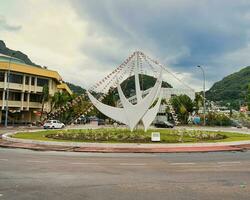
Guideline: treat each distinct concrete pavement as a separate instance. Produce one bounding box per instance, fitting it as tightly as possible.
[0,148,249,200]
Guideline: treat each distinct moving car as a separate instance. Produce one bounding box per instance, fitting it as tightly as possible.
[43,120,65,129]
[154,121,174,128]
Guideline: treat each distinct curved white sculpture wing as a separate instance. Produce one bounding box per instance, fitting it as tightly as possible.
[87,91,128,125]
[142,91,162,132]
[117,70,162,131]
[87,68,162,131]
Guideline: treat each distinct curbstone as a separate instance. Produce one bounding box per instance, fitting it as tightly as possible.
[2,130,250,149]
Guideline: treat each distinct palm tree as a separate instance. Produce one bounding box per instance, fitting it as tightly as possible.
[171,95,194,124]
[51,91,71,110]
[50,91,73,123]
[194,92,203,114]
[40,84,49,120]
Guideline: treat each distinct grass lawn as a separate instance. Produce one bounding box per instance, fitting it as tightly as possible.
[12,128,250,143]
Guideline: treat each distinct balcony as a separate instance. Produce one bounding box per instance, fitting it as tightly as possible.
[0,100,21,108]
[29,102,42,109]
[0,100,42,109]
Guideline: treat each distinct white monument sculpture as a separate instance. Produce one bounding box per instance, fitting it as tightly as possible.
[87,61,163,132]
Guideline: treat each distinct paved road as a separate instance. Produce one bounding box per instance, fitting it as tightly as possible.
[0,148,249,200]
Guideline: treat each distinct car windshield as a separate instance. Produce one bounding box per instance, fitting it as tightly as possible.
[46,120,53,123]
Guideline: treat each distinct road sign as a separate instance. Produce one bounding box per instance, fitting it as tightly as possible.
[151,132,160,142]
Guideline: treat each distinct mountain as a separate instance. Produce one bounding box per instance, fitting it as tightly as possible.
[66,82,86,95]
[120,74,172,97]
[206,66,250,108]
[0,40,40,67]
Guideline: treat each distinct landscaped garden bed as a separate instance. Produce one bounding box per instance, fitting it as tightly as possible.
[11,128,250,143]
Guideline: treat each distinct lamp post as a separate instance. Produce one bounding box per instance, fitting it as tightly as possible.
[4,53,15,127]
[197,65,206,126]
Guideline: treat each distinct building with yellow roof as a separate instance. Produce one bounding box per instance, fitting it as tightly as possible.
[0,53,72,125]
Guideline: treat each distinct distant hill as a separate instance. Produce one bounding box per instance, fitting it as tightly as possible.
[206,66,250,108]
[0,40,40,67]
[66,82,86,95]
[67,74,172,97]
[120,74,172,97]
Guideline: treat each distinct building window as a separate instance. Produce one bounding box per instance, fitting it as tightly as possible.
[9,73,23,84]
[31,77,35,85]
[37,78,49,87]
[25,76,29,85]
[0,90,3,100]
[7,91,21,101]
[0,71,5,82]
[24,93,27,101]
[30,93,42,102]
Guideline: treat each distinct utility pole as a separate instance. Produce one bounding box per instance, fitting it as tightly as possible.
[4,53,15,127]
[197,65,206,126]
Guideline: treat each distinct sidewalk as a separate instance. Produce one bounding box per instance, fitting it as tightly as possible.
[0,138,249,153]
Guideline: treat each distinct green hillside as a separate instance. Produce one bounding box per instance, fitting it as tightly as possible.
[120,74,172,97]
[67,74,172,97]
[66,82,86,95]
[0,40,41,67]
[206,66,250,108]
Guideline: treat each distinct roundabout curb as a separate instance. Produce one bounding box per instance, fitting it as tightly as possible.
[1,129,250,153]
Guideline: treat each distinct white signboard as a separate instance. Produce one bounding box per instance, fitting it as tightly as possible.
[151,132,160,142]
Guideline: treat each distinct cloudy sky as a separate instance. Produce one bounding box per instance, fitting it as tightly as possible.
[1,0,250,91]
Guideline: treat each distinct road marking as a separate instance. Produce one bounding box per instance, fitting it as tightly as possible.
[71,162,99,165]
[170,162,196,165]
[26,160,49,163]
[119,163,146,166]
[217,161,241,165]
[0,159,8,161]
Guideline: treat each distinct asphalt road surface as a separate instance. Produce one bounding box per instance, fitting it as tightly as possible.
[0,148,250,200]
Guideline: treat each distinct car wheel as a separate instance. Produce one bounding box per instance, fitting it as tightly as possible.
[52,126,55,129]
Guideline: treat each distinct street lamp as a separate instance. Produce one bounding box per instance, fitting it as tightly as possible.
[197,65,206,126]
[4,53,15,127]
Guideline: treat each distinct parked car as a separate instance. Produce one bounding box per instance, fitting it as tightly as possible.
[74,116,87,124]
[98,119,105,125]
[231,120,243,128]
[43,120,65,129]
[154,121,174,128]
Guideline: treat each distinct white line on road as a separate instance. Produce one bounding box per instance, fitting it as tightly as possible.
[26,160,49,163]
[217,161,241,165]
[0,159,8,161]
[71,162,99,165]
[170,162,196,165]
[119,163,146,166]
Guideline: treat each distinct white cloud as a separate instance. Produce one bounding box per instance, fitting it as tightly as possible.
[1,0,250,92]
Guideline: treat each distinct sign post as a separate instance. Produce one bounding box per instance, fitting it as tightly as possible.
[151,132,160,142]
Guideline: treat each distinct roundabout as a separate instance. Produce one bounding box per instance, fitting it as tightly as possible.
[1,127,250,153]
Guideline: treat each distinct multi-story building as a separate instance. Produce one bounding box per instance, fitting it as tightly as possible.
[0,53,72,125]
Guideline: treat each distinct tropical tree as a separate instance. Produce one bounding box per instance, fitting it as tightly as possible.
[49,92,73,123]
[96,88,117,120]
[247,83,250,111]
[194,92,203,114]
[51,91,72,110]
[40,84,49,120]
[171,94,194,124]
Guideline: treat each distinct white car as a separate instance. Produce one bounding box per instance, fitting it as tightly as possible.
[43,120,65,129]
